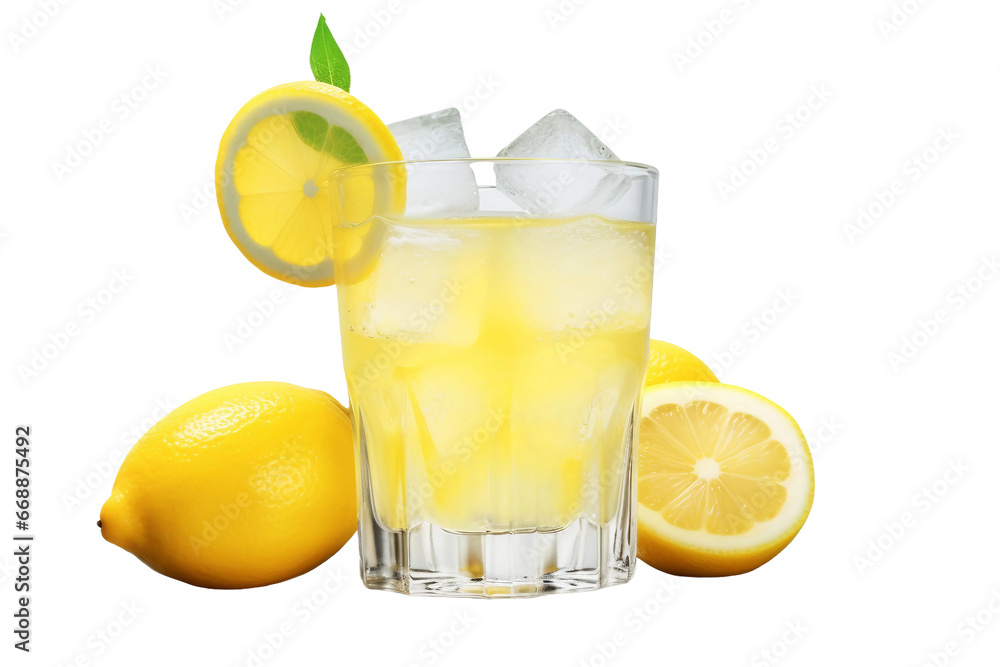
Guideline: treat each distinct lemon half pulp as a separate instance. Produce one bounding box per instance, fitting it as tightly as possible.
[215,81,403,286]
[637,382,814,576]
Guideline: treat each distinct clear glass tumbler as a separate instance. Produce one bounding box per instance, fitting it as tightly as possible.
[330,159,658,597]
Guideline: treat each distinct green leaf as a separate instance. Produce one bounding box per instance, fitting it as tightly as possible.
[324,125,368,164]
[290,112,368,165]
[290,111,329,152]
[310,14,350,91]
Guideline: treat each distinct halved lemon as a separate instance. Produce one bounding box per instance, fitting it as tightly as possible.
[215,81,403,287]
[645,339,719,386]
[637,382,814,576]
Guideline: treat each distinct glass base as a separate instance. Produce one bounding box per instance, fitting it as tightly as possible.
[358,517,635,599]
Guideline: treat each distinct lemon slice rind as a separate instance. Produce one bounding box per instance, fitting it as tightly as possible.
[638,382,814,573]
[215,81,403,287]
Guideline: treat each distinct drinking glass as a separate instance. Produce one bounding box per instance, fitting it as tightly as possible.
[330,159,658,597]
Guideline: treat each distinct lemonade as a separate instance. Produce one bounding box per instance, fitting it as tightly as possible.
[336,215,655,534]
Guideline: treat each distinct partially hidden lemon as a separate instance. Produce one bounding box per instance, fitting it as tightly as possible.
[645,339,719,386]
[637,382,813,577]
[215,81,404,287]
[100,382,356,589]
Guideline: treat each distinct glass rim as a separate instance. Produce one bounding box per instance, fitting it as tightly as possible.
[327,157,658,179]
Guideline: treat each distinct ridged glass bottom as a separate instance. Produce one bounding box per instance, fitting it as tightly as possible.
[351,386,640,597]
[358,517,635,598]
[355,417,638,598]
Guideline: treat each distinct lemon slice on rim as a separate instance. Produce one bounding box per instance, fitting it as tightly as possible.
[637,382,814,576]
[215,81,404,287]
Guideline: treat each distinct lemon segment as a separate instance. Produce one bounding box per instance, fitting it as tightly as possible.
[216,81,404,287]
[637,382,813,577]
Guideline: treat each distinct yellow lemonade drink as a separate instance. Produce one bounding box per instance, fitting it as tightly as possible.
[336,214,655,534]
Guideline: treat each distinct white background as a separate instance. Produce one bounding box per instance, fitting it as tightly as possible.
[3,0,1000,665]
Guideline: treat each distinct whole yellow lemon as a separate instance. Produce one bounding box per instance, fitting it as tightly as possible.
[100,382,356,589]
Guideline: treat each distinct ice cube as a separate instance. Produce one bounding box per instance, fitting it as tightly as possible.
[495,110,629,214]
[357,222,489,346]
[508,341,639,527]
[507,216,655,332]
[388,108,480,217]
[400,350,511,530]
[402,350,509,461]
